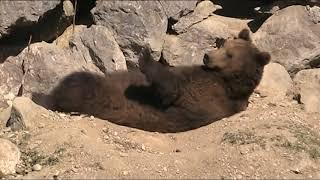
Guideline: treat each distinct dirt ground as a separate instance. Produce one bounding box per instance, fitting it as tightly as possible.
[1,93,320,179]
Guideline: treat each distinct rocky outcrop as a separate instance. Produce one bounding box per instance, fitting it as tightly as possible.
[253,5,320,75]
[293,69,320,113]
[91,1,168,64]
[0,1,319,116]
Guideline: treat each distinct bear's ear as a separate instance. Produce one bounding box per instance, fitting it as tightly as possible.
[238,29,251,41]
[256,51,271,66]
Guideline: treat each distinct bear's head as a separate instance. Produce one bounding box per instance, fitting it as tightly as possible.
[203,29,271,99]
[203,29,270,77]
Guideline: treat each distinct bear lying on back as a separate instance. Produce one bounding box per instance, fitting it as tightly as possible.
[34,29,270,132]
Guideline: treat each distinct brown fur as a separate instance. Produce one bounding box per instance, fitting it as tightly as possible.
[33,29,270,133]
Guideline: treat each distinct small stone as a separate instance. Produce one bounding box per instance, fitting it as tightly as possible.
[119,152,129,157]
[38,123,45,128]
[163,167,168,172]
[102,127,109,133]
[174,149,181,153]
[15,166,24,175]
[2,127,11,132]
[122,171,129,175]
[141,144,146,151]
[89,115,94,120]
[114,132,118,136]
[6,100,12,107]
[53,175,59,180]
[236,174,243,179]
[80,129,86,134]
[4,93,15,100]
[290,168,301,174]
[32,164,42,171]
[59,113,66,118]
[71,167,78,173]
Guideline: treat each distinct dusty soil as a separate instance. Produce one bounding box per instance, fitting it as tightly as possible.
[1,93,320,179]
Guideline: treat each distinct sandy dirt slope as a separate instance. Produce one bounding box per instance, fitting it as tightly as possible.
[1,94,320,179]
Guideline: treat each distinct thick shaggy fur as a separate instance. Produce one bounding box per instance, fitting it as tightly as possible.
[33,29,270,133]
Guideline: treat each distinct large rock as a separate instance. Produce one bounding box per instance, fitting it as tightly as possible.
[0,1,74,63]
[0,106,12,129]
[173,0,222,34]
[163,14,250,66]
[257,0,320,14]
[159,0,198,21]
[253,5,320,75]
[0,1,59,37]
[0,1,74,42]
[91,1,168,64]
[16,42,100,97]
[6,97,47,130]
[255,63,293,100]
[0,58,23,108]
[55,25,127,74]
[0,138,20,176]
[0,25,126,99]
[293,69,320,113]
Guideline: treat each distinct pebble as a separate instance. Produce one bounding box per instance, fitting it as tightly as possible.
[15,166,24,175]
[236,174,243,179]
[71,167,78,173]
[3,127,12,132]
[80,129,87,135]
[163,167,168,172]
[141,144,146,151]
[290,168,302,174]
[4,93,15,100]
[32,164,42,171]
[103,135,109,140]
[38,123,45,128]
[122,171,129,175]
[102,127,109,133]
[59,113,67,118]
[119,152,129,157]
[89,115,94,120]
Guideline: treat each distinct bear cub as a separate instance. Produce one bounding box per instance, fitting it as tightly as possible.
[38,29,270,132]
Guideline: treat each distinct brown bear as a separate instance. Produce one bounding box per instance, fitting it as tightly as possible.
[33,29,270,133]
